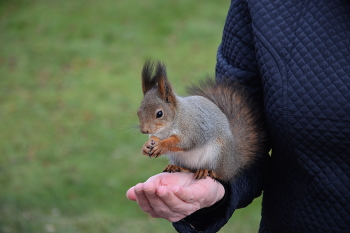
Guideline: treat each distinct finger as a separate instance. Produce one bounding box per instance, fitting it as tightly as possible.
[126,186,137,201]
[157,186,199,220]
[157,185,187,208]
[143,183,188,221]
[134,183,161,218]
[143,182,169,211]
[172,185,197,203]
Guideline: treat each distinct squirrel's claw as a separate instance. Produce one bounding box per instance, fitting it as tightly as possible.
[150,145,166,157]
[163,165,192,173]
[142,141,154,156]
[194,169,218,180]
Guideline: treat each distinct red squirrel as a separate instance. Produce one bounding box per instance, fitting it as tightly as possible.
[137,61,269,182]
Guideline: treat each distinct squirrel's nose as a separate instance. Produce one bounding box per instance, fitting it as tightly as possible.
[141,129,149,134]
[140,127,149,134]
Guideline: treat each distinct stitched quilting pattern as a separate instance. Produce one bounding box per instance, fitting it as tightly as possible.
[248,1,350,232]
[174,1,349,232]
[217,0,350,232]
[216,0,261,93]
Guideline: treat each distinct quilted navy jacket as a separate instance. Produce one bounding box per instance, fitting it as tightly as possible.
[173,0,350,232]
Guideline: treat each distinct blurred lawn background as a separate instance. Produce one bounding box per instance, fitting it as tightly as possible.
[0,0,262,232]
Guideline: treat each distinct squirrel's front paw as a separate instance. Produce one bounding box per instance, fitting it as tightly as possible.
[142,140,156,157]
[142,139,165,158]
[150,143,167,158]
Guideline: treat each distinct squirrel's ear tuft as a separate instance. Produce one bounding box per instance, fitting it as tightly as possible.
[141,60,177,106]
[155,62,177,106]
[141,60,157,95]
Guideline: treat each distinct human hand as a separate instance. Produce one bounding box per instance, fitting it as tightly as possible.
[126,172,225,222]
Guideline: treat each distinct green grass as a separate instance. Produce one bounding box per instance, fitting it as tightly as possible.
[0,0,262,232]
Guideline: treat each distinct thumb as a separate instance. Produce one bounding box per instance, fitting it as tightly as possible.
[171,185,202,204]
[126,186,137,201]
[172,179,224,208]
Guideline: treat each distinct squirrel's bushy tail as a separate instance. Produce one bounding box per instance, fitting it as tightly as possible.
[187,78,270,166]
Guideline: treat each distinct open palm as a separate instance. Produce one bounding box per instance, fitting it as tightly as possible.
[126,172,225,222]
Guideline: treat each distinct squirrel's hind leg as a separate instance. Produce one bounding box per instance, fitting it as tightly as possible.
[163,165,192,174]
[163,166,219,180]
[194,169,218,180]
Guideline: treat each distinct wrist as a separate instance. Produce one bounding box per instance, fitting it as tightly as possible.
[180,180,229,231]
[202,179,226,209]
[215,180,226,204]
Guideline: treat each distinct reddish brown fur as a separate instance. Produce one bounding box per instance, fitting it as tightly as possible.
[157,135,182,152]
[142,135,182,157]
[157,74,177,105]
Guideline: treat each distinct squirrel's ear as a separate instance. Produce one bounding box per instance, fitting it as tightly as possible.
[141,60,157,95]
[156,62,177,106]
[141,60,177,105]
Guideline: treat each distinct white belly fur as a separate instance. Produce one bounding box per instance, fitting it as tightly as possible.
[166,140,220,170]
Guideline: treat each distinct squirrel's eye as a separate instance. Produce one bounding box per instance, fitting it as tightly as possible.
[156,110,163,118]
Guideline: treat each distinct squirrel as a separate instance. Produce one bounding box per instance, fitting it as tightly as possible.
[137,60,270,182]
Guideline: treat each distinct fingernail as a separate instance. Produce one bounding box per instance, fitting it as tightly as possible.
[158,193,167,197]
[135,189,143,193]
[172,187,180,193]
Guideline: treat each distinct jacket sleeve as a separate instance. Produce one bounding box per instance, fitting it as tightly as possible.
[172,0,271,232]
